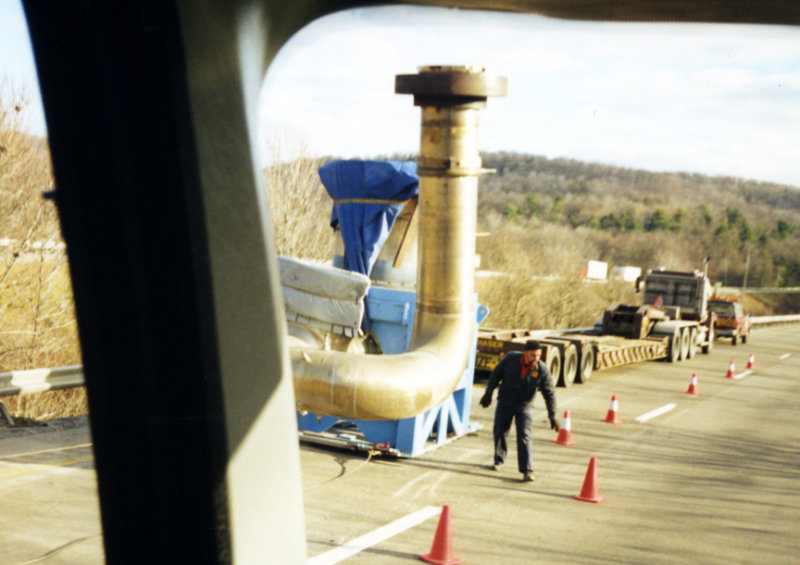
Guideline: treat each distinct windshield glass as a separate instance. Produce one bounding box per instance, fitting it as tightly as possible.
[709,301,736,316]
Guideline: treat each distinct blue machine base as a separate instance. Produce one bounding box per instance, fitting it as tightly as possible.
[297,286,488,458]
[297,382,478,458]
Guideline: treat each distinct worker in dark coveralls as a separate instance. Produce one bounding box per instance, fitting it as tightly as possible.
[479,340,559,482]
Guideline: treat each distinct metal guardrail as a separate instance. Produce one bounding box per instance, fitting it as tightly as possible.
[750,314,800,327]
[0,314,798,399]
[0,365,85,425]
[0,237,67,253]
[0,365,85,397]
[719,286,800,295]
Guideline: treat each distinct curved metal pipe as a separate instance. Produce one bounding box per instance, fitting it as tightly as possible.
[292,66,506,420]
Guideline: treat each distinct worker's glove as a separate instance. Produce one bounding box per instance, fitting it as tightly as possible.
[549,417,560,432]
[479,393,492,408]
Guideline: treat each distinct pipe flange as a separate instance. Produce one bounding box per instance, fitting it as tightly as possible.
[395,65,507,106]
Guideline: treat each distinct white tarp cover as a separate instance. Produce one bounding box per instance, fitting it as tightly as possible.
[278,256,370,335]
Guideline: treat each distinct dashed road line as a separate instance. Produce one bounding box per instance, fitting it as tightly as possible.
[635,403,676,423]
[307,506,440,565]
[780,353,791,360]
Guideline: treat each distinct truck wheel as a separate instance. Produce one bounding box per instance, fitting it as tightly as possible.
[701,326,714,354]
[558,344,578,388]
[679,328,690,360]
[576,346,595,383]
[545,346,561,385]
[687,327,697,359]
[474,369,491,382]
[668,330,680,362]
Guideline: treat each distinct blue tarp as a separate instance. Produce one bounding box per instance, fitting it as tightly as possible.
[319,160,419,277]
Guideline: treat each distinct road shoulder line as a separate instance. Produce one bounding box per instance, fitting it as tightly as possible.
[307,505,441,565]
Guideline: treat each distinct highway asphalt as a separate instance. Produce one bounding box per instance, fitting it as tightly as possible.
[1,325,799,564]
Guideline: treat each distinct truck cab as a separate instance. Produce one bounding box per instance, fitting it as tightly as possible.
[632,265,716,358]
[636,268,712,323]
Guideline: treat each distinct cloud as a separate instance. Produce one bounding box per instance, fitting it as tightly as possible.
[260,7,800,186]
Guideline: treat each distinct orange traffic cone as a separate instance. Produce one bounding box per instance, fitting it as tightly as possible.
[686,373,699,395]
[725,360,736,379]
[603,395,622,424]
[551,410,577,446]
[419,505,461,565]
[746,353,755,370]
[574,456,604,503]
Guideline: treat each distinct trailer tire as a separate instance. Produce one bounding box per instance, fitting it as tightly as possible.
[702,326,714,354]
[576,345,595,383]
[668,330,680,362]
[558,343,578,388]
[742,331,748,344]
[687,327,697,359]
[732,334,738,346]
[679,328,690,360]
[545,346,561,385]
[474,369,491,382]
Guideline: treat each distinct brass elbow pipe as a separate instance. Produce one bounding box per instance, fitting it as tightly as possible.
[292,66,506,420]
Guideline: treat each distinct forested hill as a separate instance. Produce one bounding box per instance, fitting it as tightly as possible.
[480,151,800,228]
[474,151,800,289]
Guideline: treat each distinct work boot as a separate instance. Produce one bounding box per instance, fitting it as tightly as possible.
[522,471,535,482]
[492,463,503,471]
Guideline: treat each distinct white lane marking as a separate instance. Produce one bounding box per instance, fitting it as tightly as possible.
[307,506,441,565]
[734,370,752,380]
[780,353,791,360]
[635,403,677,423]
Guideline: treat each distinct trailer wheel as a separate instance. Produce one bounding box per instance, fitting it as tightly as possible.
[686,327,697,359]
[545,346,561,385]
[576,345,595,383]
[732,334,738,346]
[701,326,714,354]
[679,328,690,360]
[668,330,680,362]
[742,331,748,344]
[558,343,578,388]
[474,369,491,382]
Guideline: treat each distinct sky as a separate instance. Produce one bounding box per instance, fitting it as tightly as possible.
[3,2,800,188]
[260,7,800,188]
[1,0,45,135]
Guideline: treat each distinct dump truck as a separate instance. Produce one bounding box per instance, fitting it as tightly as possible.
[476,265,717,387]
